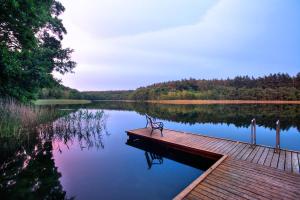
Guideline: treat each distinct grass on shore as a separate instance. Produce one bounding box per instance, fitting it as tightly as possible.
[0,98,69,137]
[147,100,300,105]
[34,99,91,105]
[34,99,300,105]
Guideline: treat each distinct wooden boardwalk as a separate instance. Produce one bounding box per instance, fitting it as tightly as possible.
[126,128,300,200]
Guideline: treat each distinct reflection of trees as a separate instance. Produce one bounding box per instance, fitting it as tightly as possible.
[0,135,71,199]
[1,109,108,199]
[86,101,300,131]
[39,109,109,152]
[140,104,300,131]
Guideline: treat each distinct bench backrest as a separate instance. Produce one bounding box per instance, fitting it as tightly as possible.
[145,114,155,128]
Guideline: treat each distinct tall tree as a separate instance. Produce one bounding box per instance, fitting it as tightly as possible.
[0,0,75,102]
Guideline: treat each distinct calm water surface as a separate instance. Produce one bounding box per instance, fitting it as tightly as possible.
[1,101,300,199]
[51,109,212,199]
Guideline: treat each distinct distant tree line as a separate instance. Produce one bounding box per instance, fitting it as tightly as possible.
[81,90,133,100]
[130,73,300,100]
[38,84,83,99]
[39,73,300,101]
[37,87,133,100]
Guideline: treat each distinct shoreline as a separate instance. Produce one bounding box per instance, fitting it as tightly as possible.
[146,100,300,105]
[36,99,300,105]
[34,99,91,105]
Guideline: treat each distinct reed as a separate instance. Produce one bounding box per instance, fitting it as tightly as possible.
[0,98,66,137]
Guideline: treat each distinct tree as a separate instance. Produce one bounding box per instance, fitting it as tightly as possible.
[0,0,75,102]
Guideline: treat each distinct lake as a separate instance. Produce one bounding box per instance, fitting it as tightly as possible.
[1,101,300,199]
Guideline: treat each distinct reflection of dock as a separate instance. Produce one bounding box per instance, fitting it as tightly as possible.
[126,138,215,171]
[126,128,300,200]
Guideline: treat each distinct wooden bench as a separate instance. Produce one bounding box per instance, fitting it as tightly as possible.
[145,114,164,136]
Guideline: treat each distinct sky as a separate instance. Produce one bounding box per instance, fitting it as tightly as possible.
[55,0,300,91]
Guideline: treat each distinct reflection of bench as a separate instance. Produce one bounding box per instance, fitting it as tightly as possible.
[145,151,163,169]
[145,114,164,136]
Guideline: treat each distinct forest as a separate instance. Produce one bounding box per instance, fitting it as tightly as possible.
[38,73,300,101]
[130,73,300,100]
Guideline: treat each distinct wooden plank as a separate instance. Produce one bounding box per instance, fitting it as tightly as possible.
[277,150,285,170]
[222,160,300,185]
[223,158,300,179]
[285,151,292,172]
[227,143,244,155]
[184,192,204,200]
[231,144,248,159]
[222,142,240,155]
[263,148,274,167]
[174,155,228,200]
[213,167,300,199]
[192,188,224,200]
[252,146,265,164]
[182,136,207,147]
[209,140,231,152]
[270,151,279,168]
[208,171,293,200]
[205,178,264,200]
[213,141,235,154]
[188,137,215,149]
[217,162,300,189]
[240,146,255,160]
[292,152,299,174]
[246,146,260,162]
[298,153,300,172]
[204,139,224,150]
[257,148,269,165]
[194,184,235,200]
[200,182,244,200]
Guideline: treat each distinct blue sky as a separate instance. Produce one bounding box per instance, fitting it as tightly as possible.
[55,0,300,91]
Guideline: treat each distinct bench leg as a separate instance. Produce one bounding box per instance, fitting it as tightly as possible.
[160,128,163,137]
[145,121,148,128]
[151,129,153,135]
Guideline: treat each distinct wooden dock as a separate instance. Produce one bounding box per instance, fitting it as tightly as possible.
[126,128,300,200]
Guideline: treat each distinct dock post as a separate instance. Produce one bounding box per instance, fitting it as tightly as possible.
[250,118,256,147]
[275,120,280,153]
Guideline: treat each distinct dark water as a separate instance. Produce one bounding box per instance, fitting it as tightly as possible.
[1,101,300,199]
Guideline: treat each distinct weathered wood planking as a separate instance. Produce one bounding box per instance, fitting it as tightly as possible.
[126,128,300,200]
[127,128,300,174]
[184,158,300,200]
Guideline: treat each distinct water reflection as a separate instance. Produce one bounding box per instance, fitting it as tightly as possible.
[0,137,71,199]
[39,110,109,152]
[64,101,300,132]
[145,152,163,169]
[2,102,300,199]
[1,109,109,199]
[126,138,216,171]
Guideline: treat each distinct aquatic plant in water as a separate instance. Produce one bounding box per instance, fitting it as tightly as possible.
[39,109,109,152]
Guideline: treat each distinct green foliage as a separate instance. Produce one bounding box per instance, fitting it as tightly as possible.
[81,90,134,100]
[0,0,75,102]
[130,73,300,100]
[38,84,83,99]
